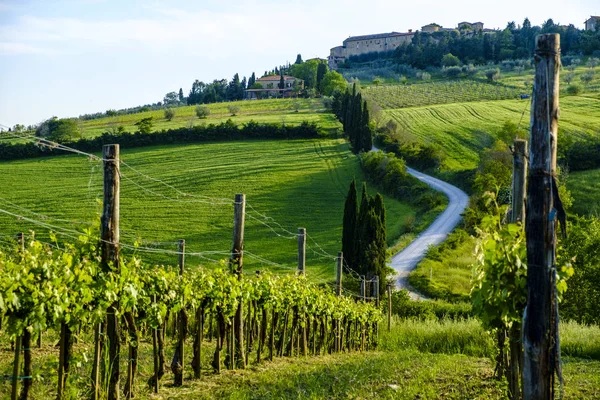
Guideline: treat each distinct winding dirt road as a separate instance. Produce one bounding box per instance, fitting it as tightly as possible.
[389,167,470,299]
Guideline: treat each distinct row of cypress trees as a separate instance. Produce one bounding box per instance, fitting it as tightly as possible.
[342,179,387,294]
[332,84,373,154]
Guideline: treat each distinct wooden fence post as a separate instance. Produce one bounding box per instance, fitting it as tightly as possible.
[11,335,22,400]
[336,252,343,296]
[387,284,392,332]
[230,194,246,368]
[512,139,528,224]
[297,228,306,275]
[101,144,120,400]
[373,276,379,307]
[360,276,365,301]
[523,33,561,400]
[173,239,185,386]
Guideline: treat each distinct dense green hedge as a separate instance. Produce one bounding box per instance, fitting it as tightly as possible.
[0,120,321,161]
[360,150,446,209]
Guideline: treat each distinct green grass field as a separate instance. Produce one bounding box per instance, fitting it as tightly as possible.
[0,139,419,281]
[79,98,340,137]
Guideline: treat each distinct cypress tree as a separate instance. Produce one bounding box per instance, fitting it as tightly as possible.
[342,179,358,271]
[360,101,373,152]
[360,209,386,282]
[357,183,371,274]
[279,73,285,90]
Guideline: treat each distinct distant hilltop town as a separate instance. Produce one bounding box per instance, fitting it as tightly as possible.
[328,21,495,69]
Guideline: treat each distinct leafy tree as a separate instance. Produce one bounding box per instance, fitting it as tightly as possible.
[441,53,460,66]
[35,117,81,142]
[164,108,176,121]
[248,72,256,87]
[566,84,583,95]
[135,117,153,134]
[372,77,383,86]
[485,68,501,82]
[195,105,210,119]
[226,73,244,101]
[320,71,347,96]
[580,71,594,86]
[178,88,184,102]
[342,179,359,271]
[163,91,179,105]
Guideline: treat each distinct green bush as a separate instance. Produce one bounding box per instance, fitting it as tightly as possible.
[566,84,583,95]
[164,108,176,121]
[390,289,473,321]
[195,105,210,119]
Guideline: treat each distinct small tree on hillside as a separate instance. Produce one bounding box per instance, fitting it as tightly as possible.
[135,117,153,134]
[164,108,176,121]
[442,53,461,67]
[485,68,501,82]
[195,105,210,119]
[228,105,241,116]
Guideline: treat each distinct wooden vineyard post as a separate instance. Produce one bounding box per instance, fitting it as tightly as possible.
[336,252,343,296]
[152,295,159,394]
[360,276,365,301]
[230,194,246,368]
[512,139,528,224]
[297,228,306,275]
[387,284,392,332]
[373,276,380,307]
[100,144,121,400]
[523,33,561,400]
[11,335,22,400]
[173,239,186,386]
[509,139,528,400]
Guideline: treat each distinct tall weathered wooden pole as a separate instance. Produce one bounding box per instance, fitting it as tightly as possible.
[336,252,343,296]
[101,144,120,400]
[231,194,246,368]
[373,276,380,307]
[523,33,561,400]
[512,139,528,224]
[297,228,306,275]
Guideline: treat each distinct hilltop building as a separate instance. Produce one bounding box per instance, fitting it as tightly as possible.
[245,75,303,99]
[328,21,489,69]
[585,16,599,31]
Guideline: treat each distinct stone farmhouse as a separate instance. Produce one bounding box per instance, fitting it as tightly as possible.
[328,21,489,69]
[245,75,304,99]
[584,16,599,31]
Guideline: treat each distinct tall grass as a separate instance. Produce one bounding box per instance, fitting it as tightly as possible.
[380,318,600,361]
[379,318,494,358]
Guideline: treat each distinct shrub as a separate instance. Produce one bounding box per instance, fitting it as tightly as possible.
[441,53,460,67]
[580,71,595,86]
[195,105,210,119]
[443,66,462,78]
[164,108,176,121]
[566,84,583,95]
[485,68,501,82]
[228,105,241,116]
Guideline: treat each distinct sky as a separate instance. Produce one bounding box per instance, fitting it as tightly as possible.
[0,0,597,127]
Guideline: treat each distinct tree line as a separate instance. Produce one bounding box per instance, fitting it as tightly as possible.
[342,18,600,69]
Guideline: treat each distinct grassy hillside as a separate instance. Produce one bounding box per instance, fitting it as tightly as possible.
[568,168,600,216]
[0,139,418,281]
[381,96,600,171]
[79,98,340,137]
